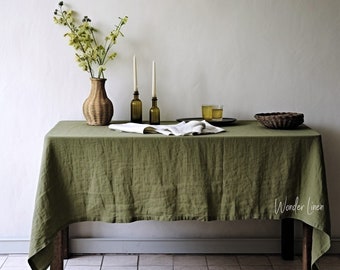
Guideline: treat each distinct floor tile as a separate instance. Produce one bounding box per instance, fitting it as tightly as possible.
[101,267,137,270]
[318,266,340,270]
[240,266,273,270]
[1,255,29,267]
[139,266,173,270]
[208,266,241,270]
[139,254,173,266]
[65,266,101,270]
[272,266,302,270]
[237,255,271,266]
[1,267,32,270]
[174,266,208,270]
[268,255,301,266]
[0,256,7,267]
[102,255,138,266]
[66,255,103,266]
[317,254,340,265]
[174,255,207,266]
[207,255,239,266]
[2,253,339,270]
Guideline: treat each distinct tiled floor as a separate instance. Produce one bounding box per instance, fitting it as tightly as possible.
[1,254,340,270]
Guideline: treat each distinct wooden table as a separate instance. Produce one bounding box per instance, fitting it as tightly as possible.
[28,121,331,270]
[52,220,313,270]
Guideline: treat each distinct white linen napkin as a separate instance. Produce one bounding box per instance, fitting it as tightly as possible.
[108,120,225,136]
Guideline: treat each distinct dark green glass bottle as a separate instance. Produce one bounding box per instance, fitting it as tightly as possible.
[149,97,160,125]
[130,90,142,123]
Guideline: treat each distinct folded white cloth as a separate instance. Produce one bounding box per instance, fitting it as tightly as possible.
[108,120,225,136]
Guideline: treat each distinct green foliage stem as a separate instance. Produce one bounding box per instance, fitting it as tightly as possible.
[53,1,128,78]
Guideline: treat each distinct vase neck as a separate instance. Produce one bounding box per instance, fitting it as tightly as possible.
[91,78,107,86]
[90,78,107,98]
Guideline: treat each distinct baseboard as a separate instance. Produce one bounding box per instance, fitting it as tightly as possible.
[70,238,282,254]
[1,238,340,254]
[70,238,340,255]
[0,240,30,254]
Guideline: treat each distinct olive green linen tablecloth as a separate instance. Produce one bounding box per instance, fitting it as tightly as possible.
[28,120,330,270]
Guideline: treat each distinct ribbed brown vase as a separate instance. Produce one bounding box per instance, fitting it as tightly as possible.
[83,78,113,126]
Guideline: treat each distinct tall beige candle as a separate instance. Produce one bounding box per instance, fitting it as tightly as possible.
[133,55,137,91]
[152,61,156,97]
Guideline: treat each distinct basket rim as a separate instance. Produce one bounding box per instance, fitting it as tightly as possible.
[254,112,304,117]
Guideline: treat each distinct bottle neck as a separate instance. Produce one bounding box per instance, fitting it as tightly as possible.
[152,97,158,107]
[133,90,140,99]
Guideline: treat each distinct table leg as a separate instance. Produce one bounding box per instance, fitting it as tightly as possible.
[62,227,70,259]
[302,222,313,270]
[281,218,294,260]
[51,227,69,270]
[51,230,64,270]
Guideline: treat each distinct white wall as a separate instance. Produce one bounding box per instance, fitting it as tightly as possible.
[1,0,340,250]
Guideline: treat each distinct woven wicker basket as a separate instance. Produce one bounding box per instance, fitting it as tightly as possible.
[254,112,304,129]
